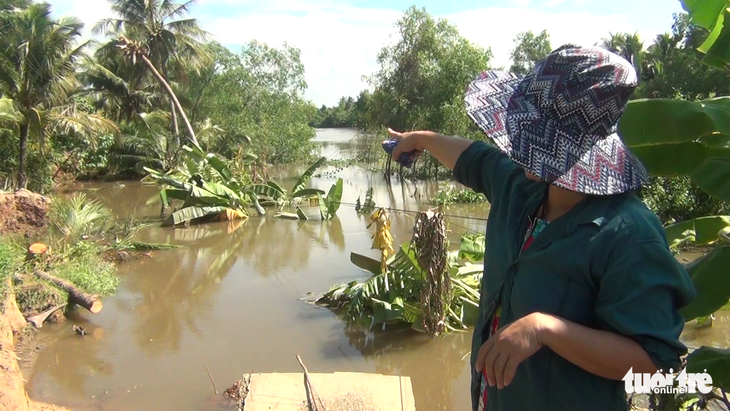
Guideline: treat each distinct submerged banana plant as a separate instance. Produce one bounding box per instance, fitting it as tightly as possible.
[317,209,483,336]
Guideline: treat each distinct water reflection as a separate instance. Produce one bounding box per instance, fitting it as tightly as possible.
[24,313,113,408]
[30,129,727,411]
[122,222,249,352]
[337,320,472,411]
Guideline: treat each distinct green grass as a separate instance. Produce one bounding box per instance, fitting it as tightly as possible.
[0,236,26,310]
[430,189,487,206]
[2,237,120,316]
[53,241,120,297]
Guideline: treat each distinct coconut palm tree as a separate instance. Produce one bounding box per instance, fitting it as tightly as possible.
[92,0,211,153]
[80,46,157,123]
[0,2,118,189]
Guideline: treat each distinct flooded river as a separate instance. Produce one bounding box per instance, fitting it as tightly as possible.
[23,128,730,410]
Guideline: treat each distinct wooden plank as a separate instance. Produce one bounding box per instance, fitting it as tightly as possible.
[245,372,416,411]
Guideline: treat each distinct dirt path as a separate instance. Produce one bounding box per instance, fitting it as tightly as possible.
[1,280,68,411]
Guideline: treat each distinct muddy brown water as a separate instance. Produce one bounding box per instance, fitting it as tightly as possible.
[23,128,729,411]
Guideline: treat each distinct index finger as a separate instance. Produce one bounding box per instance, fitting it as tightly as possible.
[475,337,494,373]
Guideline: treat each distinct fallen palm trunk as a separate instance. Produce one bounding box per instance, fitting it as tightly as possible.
[33,270,103,314]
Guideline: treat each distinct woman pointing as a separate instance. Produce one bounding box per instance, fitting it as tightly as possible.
[388,44,695,411]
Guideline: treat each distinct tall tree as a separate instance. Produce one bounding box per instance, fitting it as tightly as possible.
[509,29,552,75]
[597,32,645,80]
[0,2,117,189]
[93,0,210,153]
[365,6,492,135]
[181,40,317,163]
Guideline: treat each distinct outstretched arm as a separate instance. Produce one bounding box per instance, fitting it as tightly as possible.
[387,128,526,203]
[388,128,474,171]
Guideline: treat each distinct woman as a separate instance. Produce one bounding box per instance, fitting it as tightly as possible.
[388,45,696,411]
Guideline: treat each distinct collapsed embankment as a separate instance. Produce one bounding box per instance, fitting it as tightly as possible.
[1,279,68,411]
[0,189,67,411]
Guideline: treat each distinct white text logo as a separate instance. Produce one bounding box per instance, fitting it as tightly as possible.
[623,367,713,395]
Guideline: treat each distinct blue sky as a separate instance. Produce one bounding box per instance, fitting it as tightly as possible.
[49,0,686,107]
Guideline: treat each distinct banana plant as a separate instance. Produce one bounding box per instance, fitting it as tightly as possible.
[611,0,730,400]
[317,178,344,221]
[143,143,265,226]
[317,233,484,333]
[252,156,327,208]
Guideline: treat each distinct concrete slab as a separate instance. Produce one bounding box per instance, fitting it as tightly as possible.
[244,372,416,411]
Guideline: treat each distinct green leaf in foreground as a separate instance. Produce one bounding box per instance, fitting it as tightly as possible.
[619,97,730,147]
[664,216,730,249]
[678,244,730,321]
[326,178,344,218]
[459,234,485,261]
[292,156,326,195]
[685,346,730,390]
[679,0,727,30]
[691,157,730,202]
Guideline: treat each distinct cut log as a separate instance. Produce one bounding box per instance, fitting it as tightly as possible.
[33,270,103,314]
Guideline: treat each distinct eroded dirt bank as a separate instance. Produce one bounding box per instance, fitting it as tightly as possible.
[1,283,68,411]
[0,189,67,411]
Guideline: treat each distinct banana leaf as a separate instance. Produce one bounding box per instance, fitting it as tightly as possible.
[459,234,486,261]
[326,178,344,218]
[202,182,242,202]
[680,0,727,30]
[292,156,326,195]
[665,216,730,249]
[143,167,191,190]
[169,206,227,226]
[251,183,286,202]
[679,244,730,321]
[245,190,265,216]
[317,193,328,220]
[685,346,730,390]
[460,300,479,326]
[184,185,231,208]
[291,187,326,199]
[204,153,233,182]
[160,188,189,206]
[350,252,381,275]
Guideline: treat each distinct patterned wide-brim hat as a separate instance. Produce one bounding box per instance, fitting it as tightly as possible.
[464,44,649,195]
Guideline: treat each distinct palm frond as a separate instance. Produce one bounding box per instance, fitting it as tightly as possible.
[0,98,22,123]
[49,192,113,240]
[162,0,198,20]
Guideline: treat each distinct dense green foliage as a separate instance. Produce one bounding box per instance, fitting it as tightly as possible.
[509,29,552,75]
[0,0,726,224]
[614,1,730,408]
[0,0,321,194]
[311,92,372,129]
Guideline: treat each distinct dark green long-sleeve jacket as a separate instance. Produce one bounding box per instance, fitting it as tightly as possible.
[452,141,696,411]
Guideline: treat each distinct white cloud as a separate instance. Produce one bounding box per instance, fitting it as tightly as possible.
[49,0,112,38]
[510,0,532,7]
[48,0,668,107]
[449,8,654,70]
[199,3,661,106]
